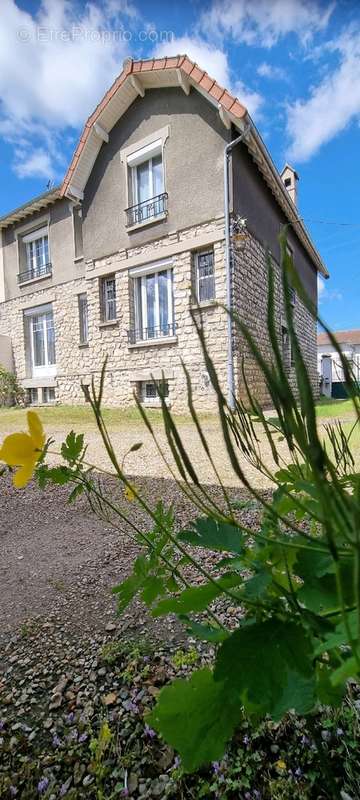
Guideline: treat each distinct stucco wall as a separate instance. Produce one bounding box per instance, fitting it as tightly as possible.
[83,87,229,262]
[0,334,13,372]
[232,141,317,305]
[2,198,83,302]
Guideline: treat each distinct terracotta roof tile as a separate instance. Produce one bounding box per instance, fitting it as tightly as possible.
[318,330,360,346]
[61,54,248,196]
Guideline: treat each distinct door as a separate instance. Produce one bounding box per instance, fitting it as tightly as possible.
[321,355,332,398]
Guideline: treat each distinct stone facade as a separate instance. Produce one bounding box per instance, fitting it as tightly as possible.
[0,217,231,412]
[0,213,317,412]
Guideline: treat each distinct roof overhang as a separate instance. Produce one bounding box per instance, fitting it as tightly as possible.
[60,55,328,278]
[0,186,61,230]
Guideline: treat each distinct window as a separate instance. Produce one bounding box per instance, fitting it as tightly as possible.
[43,387,56,403]
[24,305,56,378]
[20,226,51,283]
[126,139,166,226]
[78,293,89,343]
[284,177,291,188]
[194,250,215,303]
[130,264,174,343]
[27,388,38,405]
[141,381,169,403]
[282,325,294,369]
[73,206,83,259]
[101,276,117,322]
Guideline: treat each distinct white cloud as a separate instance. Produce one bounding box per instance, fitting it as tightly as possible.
[201,0,334,48]
[0,0,136,178]
[154,35,263,117]
[13,148,56,180]
[257,62,287,80]
[318,275,342,303]
[286,27,360,161]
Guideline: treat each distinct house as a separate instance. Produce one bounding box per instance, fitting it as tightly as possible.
[317,330,360,399]
[0,55,328,411]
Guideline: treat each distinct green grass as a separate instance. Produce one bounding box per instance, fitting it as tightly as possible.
[315,398,356,419]
[0,403,215,431]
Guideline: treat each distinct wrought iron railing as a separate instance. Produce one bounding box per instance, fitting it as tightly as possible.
[18,262,52,284]
[125,192,168,227]
[127,322,176,345]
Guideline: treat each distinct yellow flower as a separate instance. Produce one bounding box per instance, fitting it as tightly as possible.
[0,411,45,488]
[274,759,287,772]
[124,484,136,502]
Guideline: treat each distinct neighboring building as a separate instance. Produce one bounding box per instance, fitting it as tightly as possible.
[317,330,360,399]
[0,55,328,411]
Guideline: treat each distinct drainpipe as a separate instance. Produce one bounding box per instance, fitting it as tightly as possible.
[224,123,251,408]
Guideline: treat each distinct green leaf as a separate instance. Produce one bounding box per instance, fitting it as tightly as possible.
[112,573,143,614]
[38,465,72,486]
[331,656,358,686]
[314,610,357,656]
[61,431,84,464]
[68,484,84,504]
[141,576,165,605]
[214,619,315,719]
[152,574,242,617]
[178,517,244,554]
[180,616,229,643]
[148,668,241,772]
[242,571,272,600]
[316,663,345,706]
[129,442,143,453]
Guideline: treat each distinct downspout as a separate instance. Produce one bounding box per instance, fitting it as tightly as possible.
[224,123,251,408]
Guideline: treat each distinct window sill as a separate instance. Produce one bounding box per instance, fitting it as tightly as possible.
[78,342,89,348]
[126,212,167,233]
[142,399,170,408]
[74,255,84,263]
[18,272,52,288]
[128,335,177,349]
[190,299,218,310]
[99,320,119,329]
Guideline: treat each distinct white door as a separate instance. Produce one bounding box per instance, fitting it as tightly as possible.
[321,355,332,398]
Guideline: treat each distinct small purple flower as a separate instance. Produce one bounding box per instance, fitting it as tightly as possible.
[300,734,310,746]
[295,767,302,778]
[0,720,5,731]
[173,756,181,769]
[336,727,344,736]
[59,784,69,797]
[243,734,250,746]
[10,788,18,798]
[144,724,156,739]
[212,761,220,774]
[37,778,49,795]
[78,732,88,743]
[253,791,262,799]
[123,700,138,714]
[66,712,75,724]
[52,734,61,748]
[121,790,129,797]
[69,728,78,742]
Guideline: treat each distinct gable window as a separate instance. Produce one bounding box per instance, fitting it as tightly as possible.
[129,262,175,344]
[125,139,166,227]
[101,276,117,322]
[19,226,51,284]
[78,293,88,344]
[194,249,215,303]
[24,304,56,378]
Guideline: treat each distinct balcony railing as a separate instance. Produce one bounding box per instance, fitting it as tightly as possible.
[128,322,176,345]
[18,262,52,284]
[125,192,168,228]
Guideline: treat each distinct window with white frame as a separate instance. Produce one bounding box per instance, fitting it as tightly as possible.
[194,249,215,303]
[22,226,50,281]
[78,293,89,343]
[130,262,174,343]
[42,387,56,403]
[24,304,56,378]
[126,139,165,226]
[100,276,117,322]
[141,380,169,403]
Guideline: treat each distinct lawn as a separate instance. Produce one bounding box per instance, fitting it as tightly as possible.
[315,397,357,420]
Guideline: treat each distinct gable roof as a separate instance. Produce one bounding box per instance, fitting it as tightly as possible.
[318,330,360,346]
[60,54,328,278]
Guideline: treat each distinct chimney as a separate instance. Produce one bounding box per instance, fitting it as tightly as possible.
[280,163,299,206]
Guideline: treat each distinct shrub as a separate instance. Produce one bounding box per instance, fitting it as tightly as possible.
[0,364,25,407]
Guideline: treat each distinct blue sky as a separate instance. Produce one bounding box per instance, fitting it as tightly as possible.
[1,0,359,329]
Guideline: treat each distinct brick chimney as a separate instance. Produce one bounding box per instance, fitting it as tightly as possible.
[281,163,299,206]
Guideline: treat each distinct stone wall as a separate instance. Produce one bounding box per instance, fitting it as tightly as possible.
[232,228,318,406]
[0,217,318,412]
[0,218,228,412]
